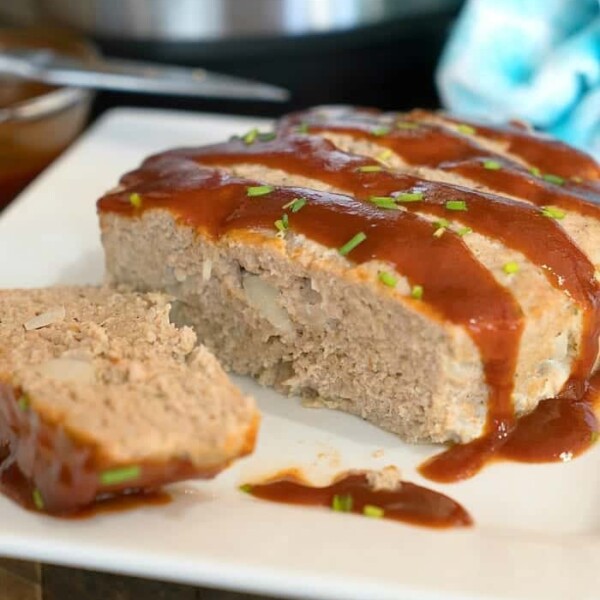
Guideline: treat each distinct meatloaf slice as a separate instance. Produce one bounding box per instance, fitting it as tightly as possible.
[0,286,258,514]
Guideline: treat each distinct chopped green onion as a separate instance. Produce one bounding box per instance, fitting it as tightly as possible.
[395,192,423,202]
[433,218,450,237]
[457,124,476,135]
[243,128,259,145]
[371,126,390,137]
[296,123,310,134]
[445,199,468,211]
[18,394,29,412]
[591,431,599,444]
[129,193,142,209]
[283,197,307,213]
[332,493,353,512]
[457,226,473,237]
[32,489,44,511]
[503,261,520,275]
[542,173,565,186]
[529,167,542,177]
[378,271,398,287]
[483,160,502,171]
[377,149,393,163]
[246,185,274,197]
[370,196,399,210]
[338,232,367,256]
[258,132,277,142]
[411,285,424,300]
[357,165,383,173]
[274,213,289,237]
[541,205,566,220]
[396,121,419,130]
[100,465,141,487]
[239,484,253,494]
[363,504,384,518]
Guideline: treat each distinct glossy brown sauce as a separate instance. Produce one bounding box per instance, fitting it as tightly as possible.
[243,470,472,528]
[99,109,600,483]
[69,491,172,519]
[289,109,600,217]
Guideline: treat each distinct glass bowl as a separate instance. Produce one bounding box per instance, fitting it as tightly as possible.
[0,29,95,209]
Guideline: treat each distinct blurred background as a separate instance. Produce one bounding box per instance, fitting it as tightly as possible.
[0,0,465,208]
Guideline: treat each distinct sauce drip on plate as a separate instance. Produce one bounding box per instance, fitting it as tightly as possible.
[242,470,472,529]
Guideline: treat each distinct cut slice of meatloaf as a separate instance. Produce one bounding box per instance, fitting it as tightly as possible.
[97,107,600,447]
[0,286,257,514]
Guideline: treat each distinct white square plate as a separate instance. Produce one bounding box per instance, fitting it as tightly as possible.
[1,108,600,600]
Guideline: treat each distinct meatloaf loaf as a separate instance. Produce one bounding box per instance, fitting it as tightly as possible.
[98,106,600,446]
[0,286,257,513]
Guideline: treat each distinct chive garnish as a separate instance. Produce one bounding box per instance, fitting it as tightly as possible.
[339,232,367,256]
[296,123,310,134]
[396,192,423,202]
[445,199,467,211]
[529,167,541,177]
[457,124,476,135]
[377,149,393,163]
[483,160,502,171]
[357,165,383,173]
[32,489,44,511]
[457,226,473,237]
[282,197,307,213]
[396,121,419,130]
[258,132,277,142]
[363,504,384,518]
[371,126,390,137]
[239,484,253,494]
[503,261,520,274]
[243,128,259,145]
[129,193,142,209]
[17,394,29,412]
[332,493,353,512]
[378,271,397,287]
[100,465,141,486]
[541,205,566,220]
[370,196,399,210]
[411,285,424,300]
[274,213,289,237]
[433,218,450,237]
[246,185,274,197]
[542,173,565,186]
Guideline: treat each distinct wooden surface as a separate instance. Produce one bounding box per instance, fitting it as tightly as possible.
[0,558,275,600]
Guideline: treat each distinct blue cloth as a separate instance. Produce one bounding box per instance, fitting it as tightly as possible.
[437,0,600,158]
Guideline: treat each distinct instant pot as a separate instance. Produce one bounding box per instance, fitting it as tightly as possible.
[0,0,463,115]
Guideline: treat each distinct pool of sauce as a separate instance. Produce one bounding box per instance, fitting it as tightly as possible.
[98,108,600,484]
[243,470,472,529]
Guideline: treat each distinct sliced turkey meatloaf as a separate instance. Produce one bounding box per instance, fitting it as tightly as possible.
[97,107,600,452]
[0,286,258,514]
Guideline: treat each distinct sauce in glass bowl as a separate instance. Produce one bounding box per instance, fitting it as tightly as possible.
[0,28,95,209]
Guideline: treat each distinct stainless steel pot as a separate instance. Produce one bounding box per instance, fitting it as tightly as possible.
[32,0,461,41]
